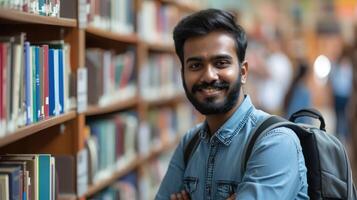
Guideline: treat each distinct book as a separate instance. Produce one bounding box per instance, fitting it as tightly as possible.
[54,155,75,194]
[0,174,10,200]
[0,166,21,200]
[0,154,39,200]
[0,161,29,200]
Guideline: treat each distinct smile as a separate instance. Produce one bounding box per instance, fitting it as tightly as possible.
[199,87,224,96]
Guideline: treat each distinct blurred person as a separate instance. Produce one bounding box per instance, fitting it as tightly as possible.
[155,9,308,200]
[283,60,312,123]
[257,34,293,114]
[329,44,353,142]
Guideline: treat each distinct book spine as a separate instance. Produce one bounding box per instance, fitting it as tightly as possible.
[53,49,59,116]
[35,46,41,121]
[24,42,32,125]
[42,45,49,118]
[31,46,37,123]
[58,49,64,114]
[38,155,51,200]
[48,49,55,116]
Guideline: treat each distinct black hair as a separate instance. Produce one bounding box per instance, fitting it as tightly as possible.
[173,8,248,66]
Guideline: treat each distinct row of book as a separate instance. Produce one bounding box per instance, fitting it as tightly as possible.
[138,1,181,45]
[139,152,172,199]
[140,53,182,101]
[140,103,196,152]
[85,112,139,185]
[0,33,74,136]
[86,48,136,106]
[88,172,138,200]
[0,0,60,17]
[84,0,135,34]
[0,154,56,200]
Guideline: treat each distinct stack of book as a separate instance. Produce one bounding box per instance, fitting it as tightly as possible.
[0,154,56,200]
[0,0,60,17]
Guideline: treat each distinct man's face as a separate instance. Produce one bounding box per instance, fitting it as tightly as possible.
[182,31,244,115]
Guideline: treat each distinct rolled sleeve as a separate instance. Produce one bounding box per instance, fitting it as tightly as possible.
[237,127,304,199]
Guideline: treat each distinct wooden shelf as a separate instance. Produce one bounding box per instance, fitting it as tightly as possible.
[85,96,139,116]
[0,8,77,27]
[0,111,76,147]
[158,0,200,12]
[145,42,175,53]
[86,26,139,44]
[83,138,179,197]
[145,93,186,107]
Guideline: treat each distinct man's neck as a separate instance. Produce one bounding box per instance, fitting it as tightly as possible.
[205,94,245,136]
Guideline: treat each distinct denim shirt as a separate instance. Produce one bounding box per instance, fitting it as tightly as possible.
[156,96,309,200]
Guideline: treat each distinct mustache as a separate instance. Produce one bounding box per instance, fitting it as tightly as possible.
[192,81,230,93]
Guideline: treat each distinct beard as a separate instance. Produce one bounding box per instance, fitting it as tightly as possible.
[183,74,242,115]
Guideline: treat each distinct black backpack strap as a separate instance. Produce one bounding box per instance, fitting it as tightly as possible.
[184,130,201,167]
[243,116,286,172]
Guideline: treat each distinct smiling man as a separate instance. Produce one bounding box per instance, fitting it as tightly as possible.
[155,9,309,200]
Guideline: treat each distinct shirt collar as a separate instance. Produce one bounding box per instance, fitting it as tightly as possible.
[200,95,254,146]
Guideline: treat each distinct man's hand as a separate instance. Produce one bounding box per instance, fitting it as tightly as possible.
[170,190,190,200]
[170,191,236,200]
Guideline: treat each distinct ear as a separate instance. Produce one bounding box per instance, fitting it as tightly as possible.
[240,60,248,84]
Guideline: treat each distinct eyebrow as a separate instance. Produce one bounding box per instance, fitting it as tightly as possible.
[185,54,233,64]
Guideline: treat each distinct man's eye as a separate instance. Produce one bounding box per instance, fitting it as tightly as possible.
[215,60,229,67]
[189,63,202,70]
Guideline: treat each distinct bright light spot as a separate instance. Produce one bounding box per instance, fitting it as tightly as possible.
[314,55,331,79]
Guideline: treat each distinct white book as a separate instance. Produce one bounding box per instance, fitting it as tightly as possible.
[0,174,9,200]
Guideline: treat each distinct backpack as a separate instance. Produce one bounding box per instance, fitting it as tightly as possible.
[183,108,357,200]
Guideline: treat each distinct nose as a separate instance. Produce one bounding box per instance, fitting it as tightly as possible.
[200,65,218,83]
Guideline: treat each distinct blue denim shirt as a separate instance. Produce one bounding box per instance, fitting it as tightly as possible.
[156,96,309,200]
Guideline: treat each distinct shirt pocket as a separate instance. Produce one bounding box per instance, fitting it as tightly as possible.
[183,176,198,195]
[215,180,238,200]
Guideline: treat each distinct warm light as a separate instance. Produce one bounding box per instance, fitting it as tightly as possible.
[313,55,331,79]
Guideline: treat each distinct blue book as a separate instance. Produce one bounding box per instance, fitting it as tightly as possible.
[0,166,21,200]
[48,49,55,116]
[38,155,51,200]
[35,46,41,121]
[58,49,64,114]
[31,47,37,123]
[24,42,32,125]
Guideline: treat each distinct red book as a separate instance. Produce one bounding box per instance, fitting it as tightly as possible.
[42,45,49,118]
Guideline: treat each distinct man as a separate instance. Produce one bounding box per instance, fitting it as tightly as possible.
[155,9,308,200]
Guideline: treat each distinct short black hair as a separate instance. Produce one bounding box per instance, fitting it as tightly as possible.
[173,8,248,66]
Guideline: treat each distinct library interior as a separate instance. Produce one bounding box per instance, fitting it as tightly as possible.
[0,0,357,199]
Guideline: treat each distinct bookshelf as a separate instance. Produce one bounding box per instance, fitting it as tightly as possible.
[0,0,206,199]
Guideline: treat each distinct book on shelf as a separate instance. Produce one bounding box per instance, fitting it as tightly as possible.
[0,34,74,136]
[138,1,180,44]
[0,0,61,17]
[85,112,139,184]
[86,48,136,107]
[140,53,182,101]
[0,174,10,200]
[0,154,56,200]
[85,0,135,34]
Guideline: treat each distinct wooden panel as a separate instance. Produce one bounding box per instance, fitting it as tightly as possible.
[0,112,77,154]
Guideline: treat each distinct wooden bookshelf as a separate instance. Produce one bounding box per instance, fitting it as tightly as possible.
[85,96,139,116]
[86,26,139,44]
[145,42,175,53]
[0,111,76,147]
[0,8,77,27]
[146,93,186,107]
[0,0,201,198]
[82,137,179,197]
[158,0,200,12]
